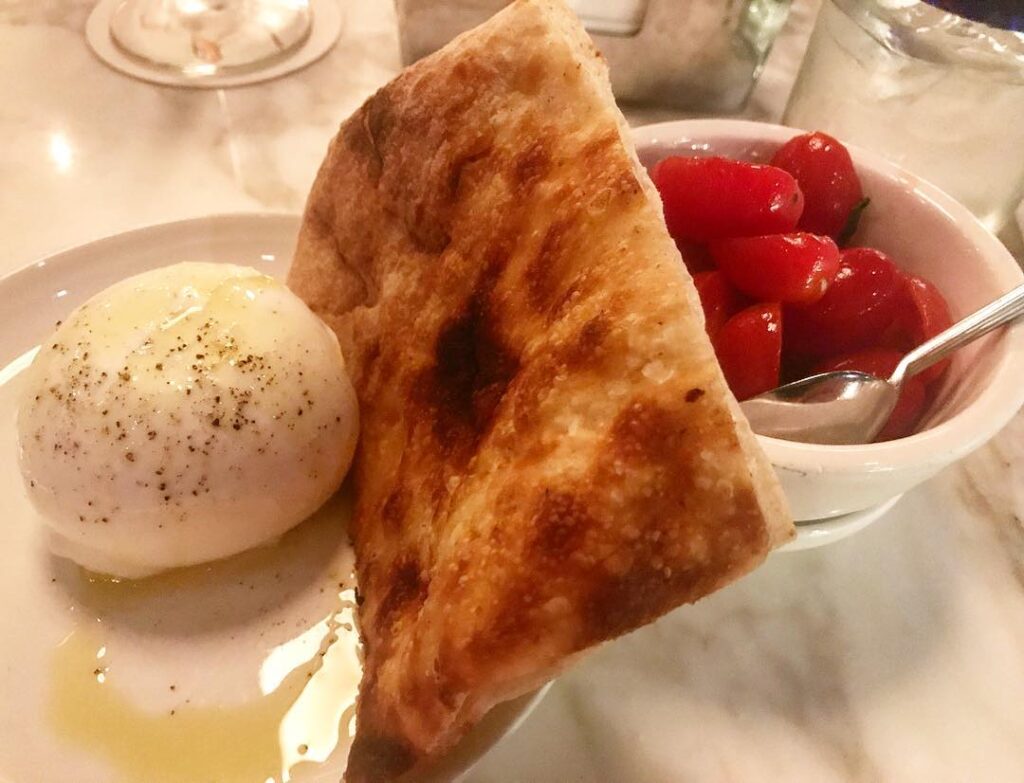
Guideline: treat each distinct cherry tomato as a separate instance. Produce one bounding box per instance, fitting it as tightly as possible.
[770,132,864,240]
[894,273,954,386]
[785,247,901,359]
[714,303,782,401]
[814,349,928,441]
[652,156,804,243]
[692,271,747,338]
[710,232,840,305]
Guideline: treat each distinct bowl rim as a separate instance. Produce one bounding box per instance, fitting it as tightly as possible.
[632,118,1024,471]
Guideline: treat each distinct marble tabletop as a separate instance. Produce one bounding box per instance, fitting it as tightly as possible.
[2,2,1023,782]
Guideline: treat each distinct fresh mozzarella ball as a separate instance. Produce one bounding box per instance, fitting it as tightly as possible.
[18,262,358,578]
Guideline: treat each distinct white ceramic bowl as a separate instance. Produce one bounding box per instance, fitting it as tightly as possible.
[633,119,1024,522]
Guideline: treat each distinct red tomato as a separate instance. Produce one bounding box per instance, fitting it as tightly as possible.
[710,232,840,305]
[814,349,928,441]
[652,156,804,243]
[692,270,747,338]
[714,303,782,401]
[770,132,864,240]
[784,247,901,359]
[893,273,954,386]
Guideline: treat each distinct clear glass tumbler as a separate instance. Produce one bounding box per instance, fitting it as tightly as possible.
[784,0,1024,248]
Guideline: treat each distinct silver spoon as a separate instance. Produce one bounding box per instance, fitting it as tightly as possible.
[740,283,1024,445]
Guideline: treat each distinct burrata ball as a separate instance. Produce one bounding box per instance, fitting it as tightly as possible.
[18,262,358,578]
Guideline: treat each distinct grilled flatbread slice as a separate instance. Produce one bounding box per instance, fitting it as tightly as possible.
[288,1,793,779]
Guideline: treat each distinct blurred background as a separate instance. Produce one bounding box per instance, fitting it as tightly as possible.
[2,0,1021,271]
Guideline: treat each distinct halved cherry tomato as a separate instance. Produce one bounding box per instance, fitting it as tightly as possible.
[785,247,901,359]
[652,156,804,243]
[893,273,954,386]
[692,270,748,338]
[714,303,782,401]
[814,349,928,441]
[770,132,864,240]
[710,232,840,305]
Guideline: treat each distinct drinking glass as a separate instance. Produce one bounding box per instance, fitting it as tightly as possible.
[784,0,1024,248]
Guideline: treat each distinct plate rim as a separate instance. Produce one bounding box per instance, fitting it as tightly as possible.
[0,211,302,291]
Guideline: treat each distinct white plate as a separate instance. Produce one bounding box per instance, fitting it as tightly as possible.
[0,214,545,783]
[86,0,344,90]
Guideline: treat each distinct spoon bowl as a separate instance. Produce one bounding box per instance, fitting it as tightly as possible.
[741,283,1024,445]
[741,371,897,445]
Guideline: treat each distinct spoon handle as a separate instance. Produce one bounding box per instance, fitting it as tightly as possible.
[891,283,1024,385]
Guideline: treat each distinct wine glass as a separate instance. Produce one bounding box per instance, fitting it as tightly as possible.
[109,0,313,79]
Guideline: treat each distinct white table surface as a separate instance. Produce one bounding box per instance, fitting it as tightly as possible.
[2,2,1024,781]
